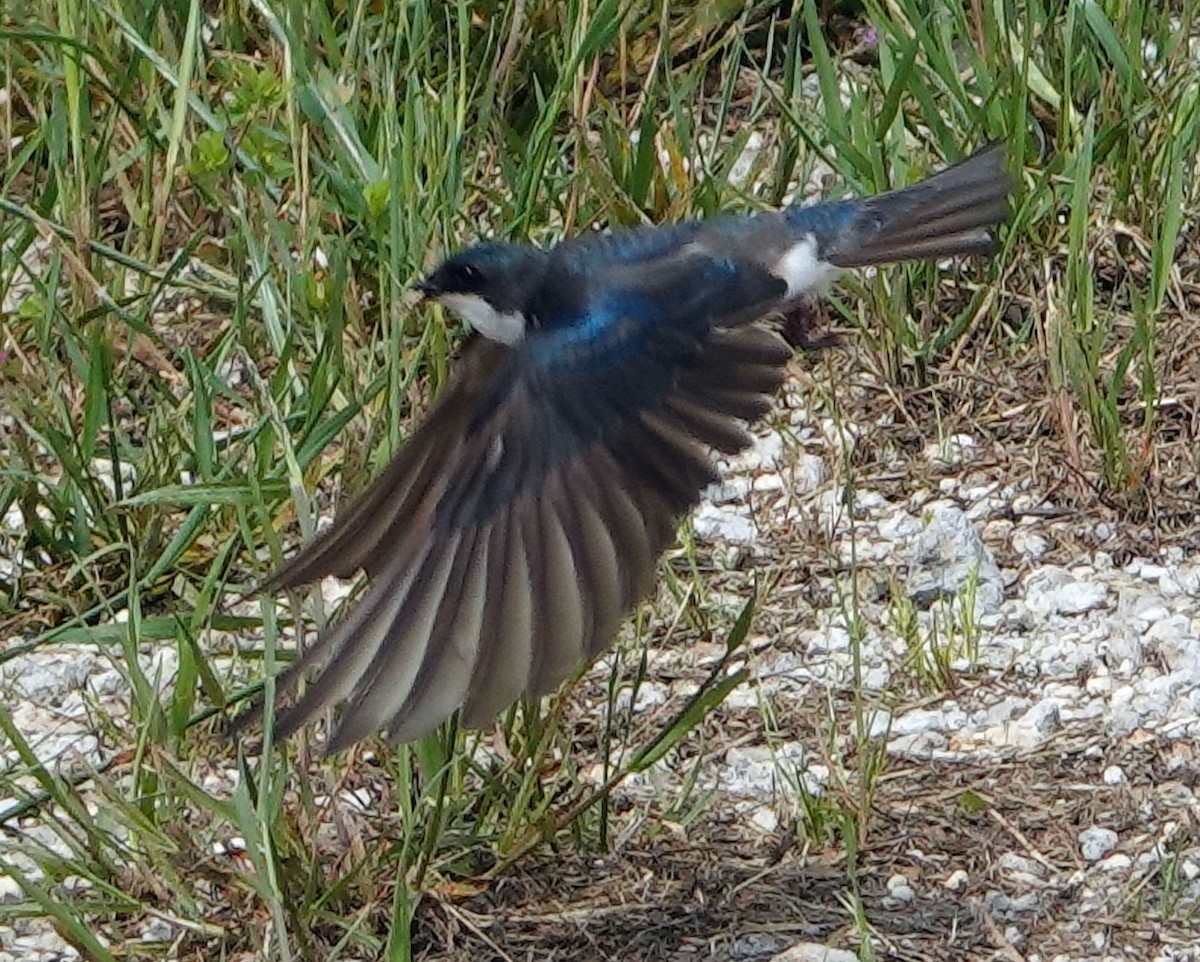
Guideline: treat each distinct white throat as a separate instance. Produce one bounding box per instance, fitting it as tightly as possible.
[438,293,527,345]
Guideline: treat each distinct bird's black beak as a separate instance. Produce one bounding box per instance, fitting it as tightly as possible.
[414,278,440,300]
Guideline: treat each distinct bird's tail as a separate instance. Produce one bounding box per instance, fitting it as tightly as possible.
[802,143,1013,269]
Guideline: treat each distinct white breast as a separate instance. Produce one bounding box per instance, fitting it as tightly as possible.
[439,293,527,345]
[774,234,842,297]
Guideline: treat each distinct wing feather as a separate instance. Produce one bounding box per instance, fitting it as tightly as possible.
[529,475,586,696]
[384,522,491,744]
[324,528,464,751]
[461,500,535,726]
[561,452,640,653]
[661,395,753,454]
[270,527,437,740]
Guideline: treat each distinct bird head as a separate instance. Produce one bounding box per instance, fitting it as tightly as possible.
[416,242,549,345]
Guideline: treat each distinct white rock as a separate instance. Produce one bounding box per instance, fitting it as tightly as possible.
[736,431,784,471]
[1078,826,1119,862]
[984,890,1041,915]
[752,472,784,493]
[981,518,1012,544]
[789,453,827,494]
[861,665,890,691]
[923,433,977,466]
[981,722,1041,752]
[944,869,969,891]
[961,480,1000,504]
[1024,566,1108,617]
[338,787,375,813]
[693,503,757,545]
[997,852,1041,876]
[91,457,136,497]
[891,708,951,736]
[731,933,786,959]
[1108,706,1142,736]
[1003,925,1024,947]
[0,651,100,702]
[141,918,174,943]
[1176,564,1200,595]
[318,574,356,607]
[1019,698,1063,735]
[703,478,750,505]
[806,625,850,653]
[867,710,892,738]
[850,489,888,512]
[1097,853,1132,873]
[887,730,948,757]
[885,873,915,903]
[1148,620,1199,679]
[1132,670,1191,721]
[728,131,765,187]
[1140,563,1171,582]
[11,928,78,960]
[614,681,669,714]
[8,707,100,768]
[769,943,858,962]
[89,669,124,697]
[144,648,179,691]
[719,742,812,799]
[906,502,1004,614]
[806,764,830,789]
[1102,765,1127,785]
[749,806,780,833]
[986,696,1031,724]
[1118,588,1170,627]
[1147,613,1190,642]
[1001,603,1036,631]
[877,509,922,542]
[1011,527,1050,561]
[1060,580,1113,611]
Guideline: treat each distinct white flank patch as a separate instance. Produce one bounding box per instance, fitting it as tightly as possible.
[439,293,527,345]
[774,234,842,297]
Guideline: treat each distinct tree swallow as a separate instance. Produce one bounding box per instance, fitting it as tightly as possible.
[249,143,1013,751]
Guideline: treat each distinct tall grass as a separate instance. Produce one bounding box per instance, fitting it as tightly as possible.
[1,0,1197,957]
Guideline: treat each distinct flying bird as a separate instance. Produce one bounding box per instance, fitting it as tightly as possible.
[249,143,1013,751]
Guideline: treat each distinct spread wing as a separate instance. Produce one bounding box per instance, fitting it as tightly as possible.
[251,247,793,750]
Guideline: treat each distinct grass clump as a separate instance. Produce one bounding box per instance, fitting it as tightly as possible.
[1,0,1197,958]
